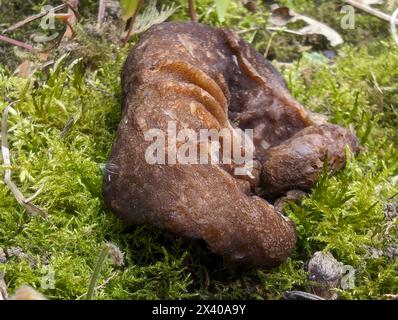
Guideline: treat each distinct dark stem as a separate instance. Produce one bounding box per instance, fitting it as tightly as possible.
[188,0,197,22]
[122,0,143,45]
[0,35,40,53]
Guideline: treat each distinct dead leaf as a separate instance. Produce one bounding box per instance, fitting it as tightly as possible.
[60,0,79,43]
[357,0,384,5]
[269,6,344,47]
[14,60,33,78]
[268,6,295,26]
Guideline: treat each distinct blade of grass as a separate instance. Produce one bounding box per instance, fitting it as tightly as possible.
[85,245,109,300]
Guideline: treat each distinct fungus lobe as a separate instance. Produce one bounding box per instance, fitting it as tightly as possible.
[103,22,360,267]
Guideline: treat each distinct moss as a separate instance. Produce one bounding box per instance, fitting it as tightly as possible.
[0,0,397,300]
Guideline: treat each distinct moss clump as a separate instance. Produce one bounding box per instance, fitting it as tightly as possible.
[0,0,397,299]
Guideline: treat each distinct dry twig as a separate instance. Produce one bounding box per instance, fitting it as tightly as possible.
[2,4,67,34]
[76,272,117,300]
[342,0,398,23]
[188,0,197,21]
[0,35,40,53]
[284,290,325,300]
[97,0,107,31]
[391,8,398,46]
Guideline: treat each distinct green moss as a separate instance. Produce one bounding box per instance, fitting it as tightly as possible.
[0,0,397,300]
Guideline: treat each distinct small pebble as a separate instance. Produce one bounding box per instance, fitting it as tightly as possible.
[6,247,37,268]
[384,203,398,220]
[0,248,6,264]
[307,251,343,300]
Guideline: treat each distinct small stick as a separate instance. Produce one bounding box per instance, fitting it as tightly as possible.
[188,0,197,22]
[24,184,45,203]
[1,103,47,217]
[387,190,398,200]
[342,0,398,23]
[264,31,277,59]
[236,27,259,34]
[0,35,40,53]
[76,272,117,300]
[391,8,398,46]
[266,26,306,36]
[2,4,67,34]
[284,290,325,300]
[86,78,113,97]
[64,0,80,19]
[60,116,75,138]
[97,0,107,31]
[121,0,143,45]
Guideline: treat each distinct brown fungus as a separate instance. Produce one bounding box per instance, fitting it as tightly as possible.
[103,22,360,268]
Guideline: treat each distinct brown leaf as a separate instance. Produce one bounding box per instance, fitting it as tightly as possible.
[14,60,33,78]
[60,0,79,43]
[268,6,296,26]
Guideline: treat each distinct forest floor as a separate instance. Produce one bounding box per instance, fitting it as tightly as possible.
[0,0,397,299]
